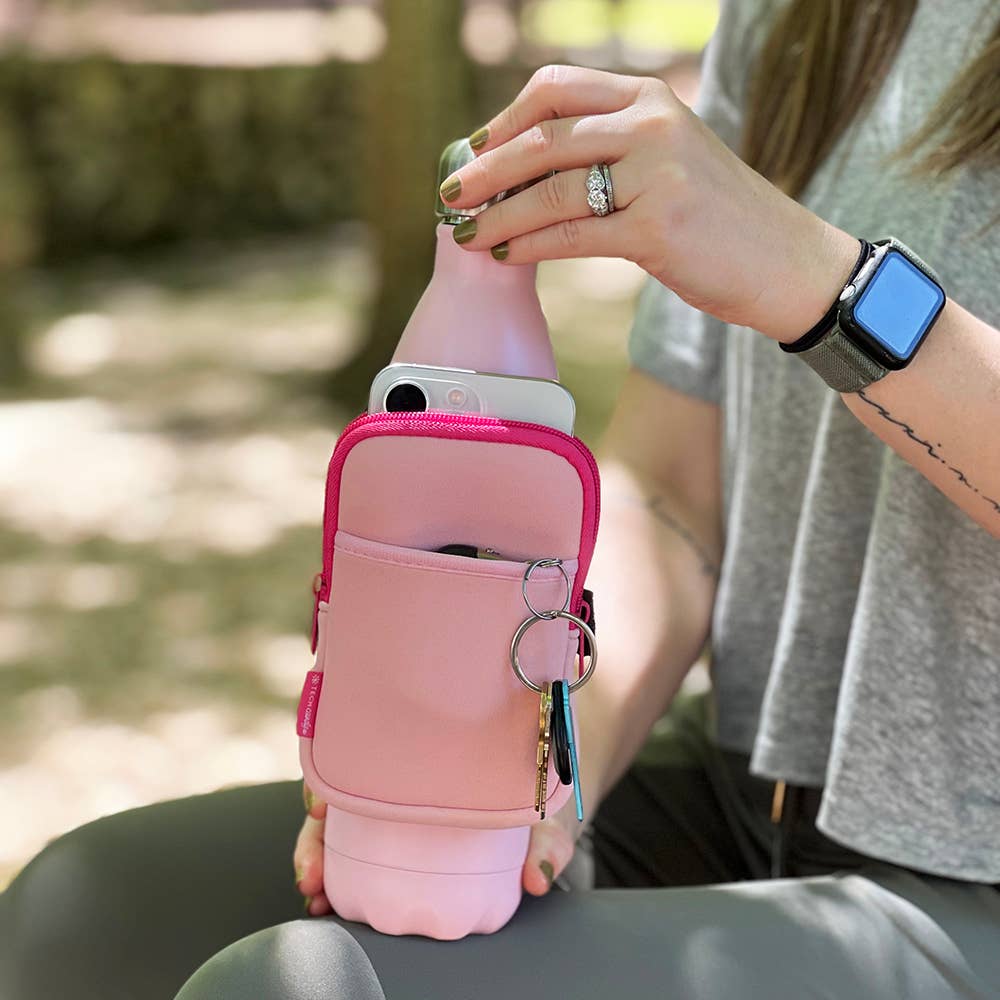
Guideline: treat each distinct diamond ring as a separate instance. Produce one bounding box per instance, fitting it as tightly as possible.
[586,163,615,217]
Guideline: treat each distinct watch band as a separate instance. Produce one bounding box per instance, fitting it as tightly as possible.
[780,239,884,393]
[792,327,888,393]
[781,238,944,393]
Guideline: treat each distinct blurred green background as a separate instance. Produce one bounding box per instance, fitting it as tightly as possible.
[0,0,717,887]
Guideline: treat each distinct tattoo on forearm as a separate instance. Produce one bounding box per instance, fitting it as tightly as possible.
[857,390,1000,516]
[644,495,719,577]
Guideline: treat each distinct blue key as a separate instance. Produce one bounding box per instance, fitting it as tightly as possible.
[555,679,584,822]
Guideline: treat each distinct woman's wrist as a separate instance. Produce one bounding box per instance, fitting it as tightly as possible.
[754,218,861,345]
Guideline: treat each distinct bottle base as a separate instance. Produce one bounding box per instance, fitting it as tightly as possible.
[323,806,530,940]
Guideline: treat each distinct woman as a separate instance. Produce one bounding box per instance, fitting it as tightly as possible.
[3,1,998,997]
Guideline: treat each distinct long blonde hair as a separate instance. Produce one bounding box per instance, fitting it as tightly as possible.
[741,0,1000,198]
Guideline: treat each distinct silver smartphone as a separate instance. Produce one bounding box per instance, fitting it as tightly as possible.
[368,363,576,435]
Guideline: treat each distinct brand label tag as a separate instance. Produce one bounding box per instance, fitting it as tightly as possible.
[296,670,324,738]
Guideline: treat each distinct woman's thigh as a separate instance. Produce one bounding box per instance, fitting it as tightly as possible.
[588,689,775,888]
[0,780,304,1000]
[176,868,1000,1000]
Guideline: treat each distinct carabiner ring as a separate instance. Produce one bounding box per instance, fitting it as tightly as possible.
[522,558,571,621]
[509,610,597,695]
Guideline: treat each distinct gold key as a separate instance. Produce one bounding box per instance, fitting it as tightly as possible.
[535,681,554,817]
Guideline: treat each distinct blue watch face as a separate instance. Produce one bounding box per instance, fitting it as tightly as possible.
[852,250,945,362]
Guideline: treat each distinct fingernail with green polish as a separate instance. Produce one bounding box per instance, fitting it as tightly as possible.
[295,866,304,886]
[490,241,509,261]
[439,174,462,202]
[539,859,554,887]
[469,125,490,150]
[453,219,477,244]
[303,895,314,914]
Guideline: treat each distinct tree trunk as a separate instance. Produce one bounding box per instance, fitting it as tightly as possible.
[331,0,475,410]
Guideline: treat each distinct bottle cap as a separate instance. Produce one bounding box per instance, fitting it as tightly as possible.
[435,137,555,225]
[436,138,481,224]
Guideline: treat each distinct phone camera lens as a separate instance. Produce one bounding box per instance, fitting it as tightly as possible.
[385,382,427,412]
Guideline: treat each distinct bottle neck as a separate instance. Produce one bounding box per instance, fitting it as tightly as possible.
[433,223,538,286]
[391,221,555,378]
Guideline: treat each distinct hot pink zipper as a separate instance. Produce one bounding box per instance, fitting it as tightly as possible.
[310,410,601,653]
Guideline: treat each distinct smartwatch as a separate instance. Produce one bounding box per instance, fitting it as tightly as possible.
[780,237,947,393]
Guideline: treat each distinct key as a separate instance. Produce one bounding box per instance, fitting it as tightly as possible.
[534,682,553,816]
[534,681,553,817]
[551,681,572,786]
[554,679,584,823]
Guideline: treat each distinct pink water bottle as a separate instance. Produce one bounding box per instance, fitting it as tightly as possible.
[392,138,558,379]
[307,140,593,940]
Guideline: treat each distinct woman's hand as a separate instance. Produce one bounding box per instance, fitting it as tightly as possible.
[523,799,581,895]
[440,64,858,344]
[294,782,332,916]
[293,780,581,912]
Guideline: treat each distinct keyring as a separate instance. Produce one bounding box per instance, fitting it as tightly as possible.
[522,558,571,620]
[509,610,597,695]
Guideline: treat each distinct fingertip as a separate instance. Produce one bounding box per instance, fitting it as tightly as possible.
[522,856,557,896]
[307,892,333,917]
[453,218,478,247]
[303,788,327,819]
[439,174,463,204]
[539,859,555,887]
[303,783,328,818]
[297,867,325,898]
[469,124,490,152]
[522,866,551,896]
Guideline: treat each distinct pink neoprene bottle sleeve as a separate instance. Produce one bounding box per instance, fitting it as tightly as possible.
[298,413,599,939]
[296,153,599,937]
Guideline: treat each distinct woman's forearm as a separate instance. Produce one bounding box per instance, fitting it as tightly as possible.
[437,65,999,540]
[837,300,1000,538]
[574,456,720,811]
[766,226,1000,539]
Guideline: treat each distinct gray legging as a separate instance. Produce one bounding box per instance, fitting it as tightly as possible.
[3,694,999,1000]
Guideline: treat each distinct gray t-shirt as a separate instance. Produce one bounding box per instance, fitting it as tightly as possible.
[629,0,1000,881]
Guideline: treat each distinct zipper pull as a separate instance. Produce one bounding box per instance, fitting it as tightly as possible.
[770,779,786,825]
[435,543,509,560]
[770,779,788,879]
[310,571,323,654]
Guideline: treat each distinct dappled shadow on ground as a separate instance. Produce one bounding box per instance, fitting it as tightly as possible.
[0,224,639,886]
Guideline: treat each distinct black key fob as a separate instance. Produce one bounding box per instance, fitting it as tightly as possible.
[551,680,573,785]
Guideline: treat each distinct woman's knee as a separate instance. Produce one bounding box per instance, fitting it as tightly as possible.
[174,919,387,1000]
[1,817,137,999]
[0,783,304,1000]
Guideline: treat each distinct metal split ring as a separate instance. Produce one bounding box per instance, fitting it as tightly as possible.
[521,558,571,620]
[509,610,598,695]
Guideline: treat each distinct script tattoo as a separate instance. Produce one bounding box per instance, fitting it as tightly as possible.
[857,390,1000,516]
[645,495,719,577]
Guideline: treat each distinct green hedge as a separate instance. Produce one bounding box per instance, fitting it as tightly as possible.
[0,54,528,270]
[0,54,368,267]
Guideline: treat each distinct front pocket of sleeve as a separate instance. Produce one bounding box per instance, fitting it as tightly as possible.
[306,529,579,817]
